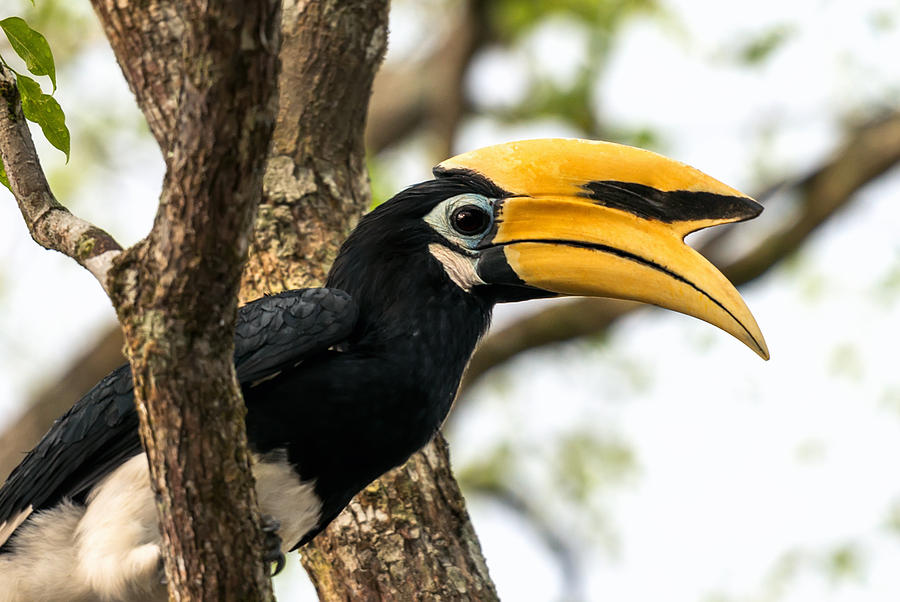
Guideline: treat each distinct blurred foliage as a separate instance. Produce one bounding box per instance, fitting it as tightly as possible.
[457,428,637,550]
[881,387,900,416]
[874,261,900,306]
[46,110,151,204]
[798,271,828,304]
[763,551,803,601]
[497,74,598,135]
[827,342,864,382]
[478,0,665,142]
[366,153,395,209]
[487,0,659,42]
[552,432,636,503]
[455,443,515,493]
[732,25,796,66]
[703,543,868,602]
[793,438,826,464]
[869,9,895,31]
[823,543,863,583]
[886,500,900,537]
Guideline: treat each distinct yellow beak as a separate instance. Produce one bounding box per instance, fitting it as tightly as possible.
[437,138,769,359]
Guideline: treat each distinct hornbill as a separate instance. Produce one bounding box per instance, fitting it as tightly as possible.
[0,139,767,600]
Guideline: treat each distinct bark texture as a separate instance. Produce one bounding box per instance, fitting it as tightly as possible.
[303,436,497,601]
[240,0,388,300]
[99,0,282,599]
[89,0,184,152]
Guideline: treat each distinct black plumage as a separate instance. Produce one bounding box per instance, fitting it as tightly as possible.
[0,171,522,552]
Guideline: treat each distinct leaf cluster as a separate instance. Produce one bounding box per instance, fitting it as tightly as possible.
[0,14,69,189]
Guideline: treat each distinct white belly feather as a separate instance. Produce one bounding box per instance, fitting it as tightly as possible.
[0,451,320,602]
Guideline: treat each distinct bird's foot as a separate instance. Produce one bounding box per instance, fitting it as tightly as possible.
[261,514,285,576]
[158,557,168,586]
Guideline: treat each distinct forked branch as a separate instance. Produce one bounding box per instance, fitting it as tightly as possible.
[0,65,122,293]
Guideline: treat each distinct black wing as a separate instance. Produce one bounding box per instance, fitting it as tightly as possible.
[234,288,357,383]
[0,364,139,542]
[0,287,358,541]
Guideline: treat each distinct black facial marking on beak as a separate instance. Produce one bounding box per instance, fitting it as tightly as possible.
[475,246,523,286]
[580,181,762,224]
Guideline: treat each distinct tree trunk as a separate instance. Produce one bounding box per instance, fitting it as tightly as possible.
[303,435,498,601]
[95,0,282,598]
[240,0,387,301]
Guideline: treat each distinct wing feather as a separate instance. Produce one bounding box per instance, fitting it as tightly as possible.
[0,287,357,548]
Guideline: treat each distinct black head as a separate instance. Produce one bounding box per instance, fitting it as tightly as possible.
[326,171,550,323]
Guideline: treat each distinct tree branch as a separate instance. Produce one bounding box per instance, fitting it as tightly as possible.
[462,111,900,389]
[88,0,184,153]
[101,1,283,598]
[721,111,900,284]
[0,65,122,294]
[366,0,490,157]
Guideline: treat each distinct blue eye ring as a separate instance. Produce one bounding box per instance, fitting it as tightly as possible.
[424,193,494,249]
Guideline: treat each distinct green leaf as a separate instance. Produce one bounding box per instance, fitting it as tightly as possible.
[0,17,57,91]
[15,73,70,160]
[0,158,10,191]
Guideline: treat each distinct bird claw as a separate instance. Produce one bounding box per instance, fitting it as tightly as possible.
[270,552,286,576]
[261,514,286,576]
[158,557,168,586]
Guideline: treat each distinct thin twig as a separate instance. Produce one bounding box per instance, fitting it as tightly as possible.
[0,64,121,294]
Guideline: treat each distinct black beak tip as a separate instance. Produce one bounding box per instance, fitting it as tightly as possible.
[736,195,764,220]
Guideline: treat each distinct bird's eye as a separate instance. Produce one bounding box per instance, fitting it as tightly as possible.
[451,205,490,236]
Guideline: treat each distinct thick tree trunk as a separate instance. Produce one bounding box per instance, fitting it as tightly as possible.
[303,435,498,601]
[240,0,386,300]
[2,0,282,598]
[95,0,282,598]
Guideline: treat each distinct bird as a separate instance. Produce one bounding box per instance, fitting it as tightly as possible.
[0,138,768,601]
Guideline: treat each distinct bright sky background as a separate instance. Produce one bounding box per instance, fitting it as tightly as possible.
[2,1,900,601]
